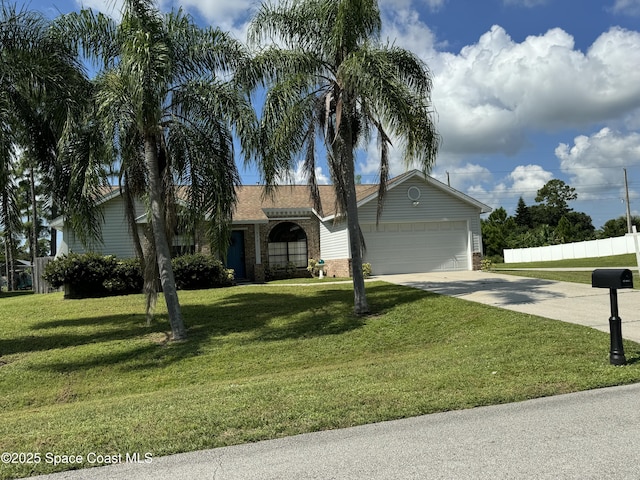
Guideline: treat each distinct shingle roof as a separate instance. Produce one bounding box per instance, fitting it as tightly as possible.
[233,184,378,221]
[52,170,490,228]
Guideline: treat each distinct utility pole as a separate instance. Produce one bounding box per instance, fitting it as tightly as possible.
[624,168,632,233]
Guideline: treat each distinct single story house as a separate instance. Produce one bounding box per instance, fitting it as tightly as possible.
[51,169,491,281]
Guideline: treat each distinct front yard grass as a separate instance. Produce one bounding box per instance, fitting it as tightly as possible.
[497,269,640,286]
[495,254,640,286]
[2,282,640,478]
[496,253,637,269]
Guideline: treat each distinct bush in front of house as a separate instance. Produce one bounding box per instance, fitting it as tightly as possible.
[171,253,234,290]
[362,263,372,278]
[265,261,310,281]
[43,252,233,298]
[43,253,132,298]
[104,258,144,294]
[307,259,322,277]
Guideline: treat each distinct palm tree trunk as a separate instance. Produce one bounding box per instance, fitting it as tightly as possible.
[29,166,37,263]
[342,118,369,315]
[49,201,57,256]
[6,234,15,292]
[1,194,15,291]
[144,134,187,340]
[124,186,146,262]
[3,234,8,291]
[345,170,369,314]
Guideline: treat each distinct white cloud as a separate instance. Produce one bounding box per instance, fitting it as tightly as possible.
[503,0,548,6]
[423,0,447,9]
[381,8,440,58]
[464,164,552,211]
[74,0,122,17]
[74,0,254,35]
[611,0,640,16]
[381,0,447,11]
[170,0,255,34]
[555,128,640,200]
[276,161,331,185]
[424,25,640,157]
[430,163,492,188]
[508,164,553,196]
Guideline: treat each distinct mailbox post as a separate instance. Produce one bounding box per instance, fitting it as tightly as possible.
[591,269,634,365]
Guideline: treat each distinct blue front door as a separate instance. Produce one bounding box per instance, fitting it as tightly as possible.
[227,231,246,279]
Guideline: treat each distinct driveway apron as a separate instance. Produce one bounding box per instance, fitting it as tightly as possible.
[379,270,640,344]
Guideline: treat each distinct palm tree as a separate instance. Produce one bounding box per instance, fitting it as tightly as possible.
[244,0,440,314]
[1,3,87,288]
[0,141,20,291]
[55,0,255,340]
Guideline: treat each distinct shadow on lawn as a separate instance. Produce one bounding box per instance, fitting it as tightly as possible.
[0,290,34,298]
[5,283,425,371]
[395,276,565,305]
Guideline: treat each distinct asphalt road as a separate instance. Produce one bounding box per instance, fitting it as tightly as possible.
[31,383,640,480]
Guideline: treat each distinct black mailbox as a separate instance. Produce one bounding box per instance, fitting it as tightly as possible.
[591,268,634,365]
[591,269,634,289]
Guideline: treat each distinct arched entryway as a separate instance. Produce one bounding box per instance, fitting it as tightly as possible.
[268,222,308,268]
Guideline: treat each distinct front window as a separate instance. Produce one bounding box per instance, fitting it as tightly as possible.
[268,222,307,268]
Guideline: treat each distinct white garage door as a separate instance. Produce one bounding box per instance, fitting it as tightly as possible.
[361,221,469,274]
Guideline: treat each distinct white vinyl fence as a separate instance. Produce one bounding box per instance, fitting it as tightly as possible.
[504,234,640,263]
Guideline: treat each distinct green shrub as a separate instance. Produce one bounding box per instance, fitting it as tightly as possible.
[43,253,120,298]
[105,259,143,294]
[43,253,232,298]
[43,254,144,298]
[362,263,372,278]
[265,261,310,281]
[307,259,323,277]
[172,253,233,290]
[486,254,504,264]
[480,258,494,271]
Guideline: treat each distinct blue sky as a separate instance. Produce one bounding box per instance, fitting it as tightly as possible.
[32,0,640,228]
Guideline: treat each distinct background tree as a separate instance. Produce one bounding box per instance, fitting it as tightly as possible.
[1,3,86,290]
[482,179,595,259]
[598,215,640,238]
[0,151,20,291]
[56,0,255,339]
[533,179,577,226]
[481,207,516,259]
[15,151,51,262]
[514,197,532,229]
[560,211,595,242]
[244,0,439,314]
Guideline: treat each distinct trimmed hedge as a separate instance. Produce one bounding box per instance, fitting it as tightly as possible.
[42,253,142,298]
[43,253,233,298]
[172,254,234,290]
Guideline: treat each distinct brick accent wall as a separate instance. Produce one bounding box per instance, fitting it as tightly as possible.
[236,217,322,282]
[322,258,352,278]
[472,252,482,270]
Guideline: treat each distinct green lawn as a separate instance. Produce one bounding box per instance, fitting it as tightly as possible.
[495,253,640,285]
[496,253,638,269]
[2,283,640,478]
[265,276,352,284]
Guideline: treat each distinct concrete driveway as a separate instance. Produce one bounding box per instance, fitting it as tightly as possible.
[378,270,640,344]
